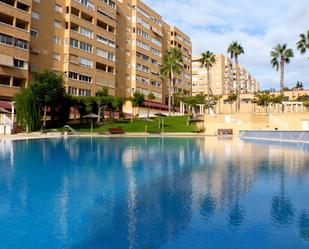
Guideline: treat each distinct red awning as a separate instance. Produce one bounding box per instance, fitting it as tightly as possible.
[0,101,12,109]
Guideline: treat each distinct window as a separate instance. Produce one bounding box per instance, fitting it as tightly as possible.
[79,74,92,83]
[0,33,13,46]
[96,34,115,48]
[151,59,159,66]
[68,87,78,95]
[30,29,38,37]
[136,17,149,29]
[100,0,116,8]
[80,27,93,38]
[136,40,149,51]
[151,37,162,47]
[54,36,61,45]
[136,63,149,73]
[136,52,149,61]
[13,58,28,69]
[79,89,91,96]
[96,48,107,58]
[52,53,60,61]
[14,38,28,49]
[151,47,161,57]
[136,75,149,84]
[54,4,62,13]
[136,28,149,40]
[79,57,92,68]
[76,0,94,10]
[136,7,150,19]
[97,48,115,61]
[31,11,40,20]
[54,20,61,28]
[79,42,92,53]
[70,38,78,48]
[108,52,115,61]
[68,71,78,80]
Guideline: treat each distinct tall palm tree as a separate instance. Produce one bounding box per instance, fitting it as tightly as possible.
[296,30,309,58]
[146,92,155,118]
[199,51,217,114]
[227,41,245,113]
[270,44,294,95]
[159,47,183,116]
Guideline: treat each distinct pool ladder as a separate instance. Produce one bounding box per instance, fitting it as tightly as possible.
[63,125,79,136]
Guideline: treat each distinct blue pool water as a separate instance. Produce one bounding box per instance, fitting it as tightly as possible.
[0,137,309,249]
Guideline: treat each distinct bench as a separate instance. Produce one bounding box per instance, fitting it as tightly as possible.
[108,128,125,134]
[217,129,233,135]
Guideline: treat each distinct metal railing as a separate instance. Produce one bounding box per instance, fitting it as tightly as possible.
[63,125,79,136]
[240,130,309,143]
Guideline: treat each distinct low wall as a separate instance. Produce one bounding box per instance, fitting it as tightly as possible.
[240,130,309,143]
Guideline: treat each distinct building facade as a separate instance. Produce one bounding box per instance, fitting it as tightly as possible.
[0,0,192,105]
[192,54,260,96]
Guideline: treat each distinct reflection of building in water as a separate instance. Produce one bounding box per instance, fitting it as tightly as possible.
[193,138,309,226]
[0,139,14,167]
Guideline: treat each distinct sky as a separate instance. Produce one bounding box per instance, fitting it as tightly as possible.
[143,0,309,90]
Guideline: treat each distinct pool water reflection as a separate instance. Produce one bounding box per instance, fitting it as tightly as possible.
[0,137,309,249]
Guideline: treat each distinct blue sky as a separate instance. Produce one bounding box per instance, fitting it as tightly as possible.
[144,0,309,90]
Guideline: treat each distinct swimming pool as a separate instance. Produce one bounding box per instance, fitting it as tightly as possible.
[0,137,309,249]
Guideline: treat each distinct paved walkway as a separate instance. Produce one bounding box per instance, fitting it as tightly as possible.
[0,132,208,141]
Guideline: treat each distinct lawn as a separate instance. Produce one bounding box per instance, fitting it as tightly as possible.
[69,116,199,133]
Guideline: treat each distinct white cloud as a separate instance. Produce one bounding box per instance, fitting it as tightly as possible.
[144,0,309,90]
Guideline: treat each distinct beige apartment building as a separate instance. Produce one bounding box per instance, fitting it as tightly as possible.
[192,54,260,96]
[0,0,192,105]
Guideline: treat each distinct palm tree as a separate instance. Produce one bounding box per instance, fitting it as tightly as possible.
[146,92,155,118]
[270,44,294,95]
[227,41,245,113]
[199,51,217,114]
[227,93,238,114]
[296,30,309,58]
[159,47,183,116]
[130,92,144,122]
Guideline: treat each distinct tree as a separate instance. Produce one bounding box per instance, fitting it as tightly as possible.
[130,92,145,122]
[270,44,294,95]
[146,92,155,118]
[159,47,183,116]
[227,41,245,113]
[296,30,309,58]
[199,51,217,114]
[14,88,41,132]
[293,81,304,91]
[30,70,66,129]
[94,95,108,123]
[254,92,272,112]
[112,96,125,120]
[227,92,238,114]
[271,94,283,112]
[96,87,109,97]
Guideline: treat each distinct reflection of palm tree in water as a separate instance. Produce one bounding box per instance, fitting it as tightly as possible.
[228,164,246,227]
[299,211,309,241]
[271,166,294,226]
[200,164,217,220]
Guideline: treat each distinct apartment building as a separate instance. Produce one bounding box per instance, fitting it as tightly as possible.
[192,54,260,96]
[0,0,192,106]
[116,0,192,104]
[168,26,192,101]
[0,0,31,100]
